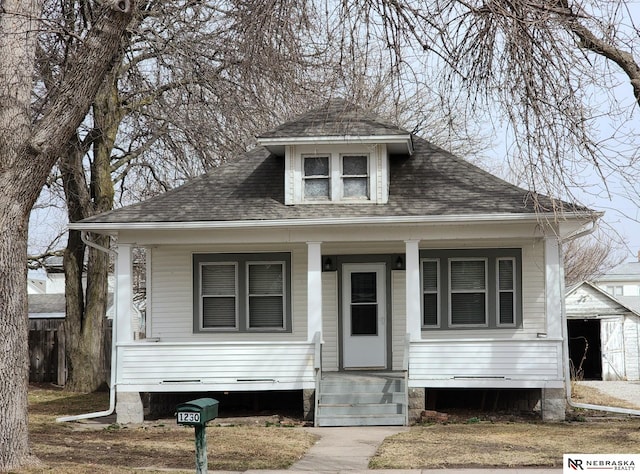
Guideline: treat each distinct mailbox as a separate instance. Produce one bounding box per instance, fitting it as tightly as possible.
[176,398,219,426]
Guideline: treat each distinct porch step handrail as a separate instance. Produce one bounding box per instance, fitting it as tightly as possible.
[313,331,322,427]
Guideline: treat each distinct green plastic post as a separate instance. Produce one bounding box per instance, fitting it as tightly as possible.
[194,425,208,473]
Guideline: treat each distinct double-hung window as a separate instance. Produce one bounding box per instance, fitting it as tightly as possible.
[420,249,521,330]
[300,152,372,202]
[449,258,488,327]
[303,156,330,200]
[193,253,291,332]
[342,155,369,199]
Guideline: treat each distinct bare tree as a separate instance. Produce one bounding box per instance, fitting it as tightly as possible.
[0,0,135,468]
[340,0,640,208]
[563,229,626,287]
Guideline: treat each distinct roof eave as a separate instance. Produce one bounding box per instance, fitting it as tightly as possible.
[69,211,594,234]
[256,134,414,156]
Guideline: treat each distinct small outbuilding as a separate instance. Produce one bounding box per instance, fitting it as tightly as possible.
[566,281,640,381]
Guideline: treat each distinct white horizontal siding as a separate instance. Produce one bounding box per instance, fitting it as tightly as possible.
[409,339,563,388]
[391,270,407,370]
[149,244,307,341]
[624,315,640,380]
[321,272,339,371]
[116,341,316,392]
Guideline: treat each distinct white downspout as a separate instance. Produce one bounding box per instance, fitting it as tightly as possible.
[57,231,118,422]
[560,220,640,416]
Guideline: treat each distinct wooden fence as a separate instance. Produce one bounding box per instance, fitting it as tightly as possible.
[28,318,112,385]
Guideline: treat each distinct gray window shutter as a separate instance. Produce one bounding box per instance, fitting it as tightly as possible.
[422,260,438,326]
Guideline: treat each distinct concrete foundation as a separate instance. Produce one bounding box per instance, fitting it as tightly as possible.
[303,389,315,422]
[542,387,566,421]
[408,387,425,424]
[116,391,144,424]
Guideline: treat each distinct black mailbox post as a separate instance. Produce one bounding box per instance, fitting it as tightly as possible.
[176,398,219,473]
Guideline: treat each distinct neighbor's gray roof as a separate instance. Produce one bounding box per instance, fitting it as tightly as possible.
[78,101,589,226]
[595,261,640,282]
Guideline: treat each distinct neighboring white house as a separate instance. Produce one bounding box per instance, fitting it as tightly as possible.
[565,281,640,381]
[70,100,597,425]
[593,259,640,314]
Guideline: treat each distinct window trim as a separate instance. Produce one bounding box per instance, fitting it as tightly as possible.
[193,253,292,333]
[448,257,489,328]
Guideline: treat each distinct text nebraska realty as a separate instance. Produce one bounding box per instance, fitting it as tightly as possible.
[568,458,636,471]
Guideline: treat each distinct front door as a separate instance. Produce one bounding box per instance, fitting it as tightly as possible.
[342,263,386,369]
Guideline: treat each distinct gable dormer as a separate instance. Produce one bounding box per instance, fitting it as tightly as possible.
[256,100,413,205]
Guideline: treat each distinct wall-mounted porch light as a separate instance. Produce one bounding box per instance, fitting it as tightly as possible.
[323,257,336,272]
[395,255,405,270]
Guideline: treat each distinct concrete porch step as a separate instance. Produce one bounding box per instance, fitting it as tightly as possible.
[316,371,407,427]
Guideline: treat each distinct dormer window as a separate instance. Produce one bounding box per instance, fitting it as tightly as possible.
[300,151,373,203]
[303,155,330,200]
[257,131,413,205]
[342,155,369,199]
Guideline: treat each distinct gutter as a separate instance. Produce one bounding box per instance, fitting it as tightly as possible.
[560,220,640,416]
[57,231,118,422]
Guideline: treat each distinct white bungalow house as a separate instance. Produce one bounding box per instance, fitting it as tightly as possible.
[70,100,597,425]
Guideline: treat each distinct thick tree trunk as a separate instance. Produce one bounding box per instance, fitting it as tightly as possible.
[0,0,135,468]
[62,73,119,392]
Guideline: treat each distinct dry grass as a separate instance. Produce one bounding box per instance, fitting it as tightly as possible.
[370,420,640,469]
[22,385,317,473]
[571,383,640,410]
[371,384,640,469]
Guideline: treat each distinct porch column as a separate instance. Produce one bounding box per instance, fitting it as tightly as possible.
[544,237,563,339]
[405,239,421,341]
[116,243,134,343]
[115,243,144,424]
[307,241,323,341]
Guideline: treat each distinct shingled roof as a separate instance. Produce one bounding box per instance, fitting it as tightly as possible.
[78,101,589,227]
[257,99,410,139]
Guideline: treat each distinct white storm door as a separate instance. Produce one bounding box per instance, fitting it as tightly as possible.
[342,263,386,369]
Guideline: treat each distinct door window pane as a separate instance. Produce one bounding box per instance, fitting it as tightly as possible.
[351,272,377,335]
